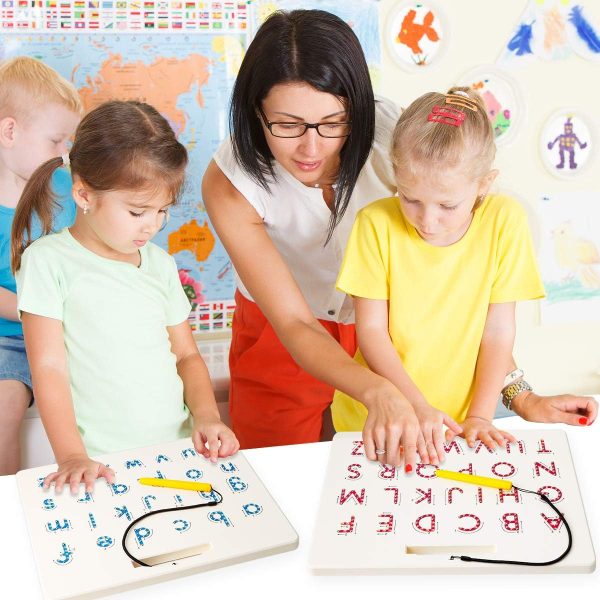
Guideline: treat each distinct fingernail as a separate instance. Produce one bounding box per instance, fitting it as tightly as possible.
[405,464,413,474]
[579,417,588,425]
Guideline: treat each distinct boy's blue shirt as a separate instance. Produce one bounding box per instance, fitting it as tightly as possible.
[0,168,76,336]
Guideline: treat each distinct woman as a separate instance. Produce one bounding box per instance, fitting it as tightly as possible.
[202,10,597,461]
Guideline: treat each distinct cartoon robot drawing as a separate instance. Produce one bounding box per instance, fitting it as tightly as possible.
[547,117,588,169]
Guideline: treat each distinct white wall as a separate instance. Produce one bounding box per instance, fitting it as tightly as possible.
[378,0,600,395]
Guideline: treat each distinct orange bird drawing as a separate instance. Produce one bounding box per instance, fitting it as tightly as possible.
[396,9,440,54]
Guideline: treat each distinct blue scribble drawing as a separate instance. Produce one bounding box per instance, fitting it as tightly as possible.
[569,5,600,52]
[508,21,535,55]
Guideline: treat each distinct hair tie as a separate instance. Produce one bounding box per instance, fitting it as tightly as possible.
[61,153,70,167]
[445,91,478,112]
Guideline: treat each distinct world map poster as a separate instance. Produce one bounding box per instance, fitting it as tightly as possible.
[1,31,244,307]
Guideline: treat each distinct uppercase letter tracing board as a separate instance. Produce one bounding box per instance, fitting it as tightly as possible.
[309,430,595,574]
[17,438,298,599]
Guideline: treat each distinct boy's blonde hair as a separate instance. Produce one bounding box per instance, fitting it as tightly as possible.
[391,86,495,184]
[0,56,82,119]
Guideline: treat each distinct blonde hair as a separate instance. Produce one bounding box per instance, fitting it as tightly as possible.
[0,56,82,119]
[391,86,495,184]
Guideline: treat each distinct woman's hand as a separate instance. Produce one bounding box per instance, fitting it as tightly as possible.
[511,391,598,426]
[43,454,115,494]
[460,416,516,450]
[193,419,240,462]
[361,383,421,472]
[412,403,462,466]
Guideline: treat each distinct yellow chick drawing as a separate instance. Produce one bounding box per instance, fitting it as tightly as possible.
[552,221,600,288]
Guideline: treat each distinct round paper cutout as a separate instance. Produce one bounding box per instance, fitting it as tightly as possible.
[539,109,595,178]
[385,1,448,71]
[458,65,525,147]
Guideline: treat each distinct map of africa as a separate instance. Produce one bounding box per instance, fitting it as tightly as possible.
[0,32,244,301]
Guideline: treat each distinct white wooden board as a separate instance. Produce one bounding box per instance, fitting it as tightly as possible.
[17,438,298,599]
[309,430,595,574]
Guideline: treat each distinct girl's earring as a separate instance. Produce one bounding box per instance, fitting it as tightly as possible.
[83,202,89,215]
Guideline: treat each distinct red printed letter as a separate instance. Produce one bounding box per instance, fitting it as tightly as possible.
[499,487,520,504]
[457,513,482,533]
[501,512,521,533]
[384,487,400,505]
[537,439,552,454]
[377,513,395,534]
[378,465,397,479]
[491,462,516,478]
[351,440,364,456]
[447,487,463,505]
[541,512,563,531]
[338,489,366,505]
[346,464,362,480]
[337,516,356,535]
[534,461,558,477]
[414,513,436,533]
[414,488,432,504]
[416,464,436,479]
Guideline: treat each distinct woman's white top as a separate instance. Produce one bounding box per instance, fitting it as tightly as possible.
[213,97,399,324]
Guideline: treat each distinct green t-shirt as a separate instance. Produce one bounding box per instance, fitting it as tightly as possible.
[16,228,192,456]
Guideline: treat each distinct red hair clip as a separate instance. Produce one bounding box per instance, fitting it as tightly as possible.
[427,105,466,127]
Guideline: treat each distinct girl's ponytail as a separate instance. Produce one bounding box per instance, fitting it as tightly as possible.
[11,156,63,273]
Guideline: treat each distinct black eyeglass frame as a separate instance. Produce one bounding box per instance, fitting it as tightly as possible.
[257,107,352,139]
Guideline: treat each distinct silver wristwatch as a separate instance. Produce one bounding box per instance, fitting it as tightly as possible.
[502,380,533,411]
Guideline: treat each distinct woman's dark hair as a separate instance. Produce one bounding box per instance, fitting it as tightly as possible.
[230,9,375,241]
[12,100,188,272]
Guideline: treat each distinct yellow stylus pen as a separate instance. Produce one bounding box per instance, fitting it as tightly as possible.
[138,478,212,492]
[434,469,512,490]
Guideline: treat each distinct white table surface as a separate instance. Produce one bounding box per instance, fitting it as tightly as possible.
[1,416,598,600]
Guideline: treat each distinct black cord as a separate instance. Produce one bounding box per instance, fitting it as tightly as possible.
[121,489,223,567]
[450,486,572,566]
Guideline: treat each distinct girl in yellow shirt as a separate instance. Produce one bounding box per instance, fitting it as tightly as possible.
[333,88,545,466]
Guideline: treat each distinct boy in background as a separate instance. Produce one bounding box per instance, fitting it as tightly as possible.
[0,56,82,474]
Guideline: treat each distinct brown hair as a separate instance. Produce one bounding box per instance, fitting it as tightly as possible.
[11,100,188,272]
[391,86,495,185]
[0,56,82,118]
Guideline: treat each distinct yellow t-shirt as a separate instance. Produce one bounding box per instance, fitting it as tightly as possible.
[332,194,545,429]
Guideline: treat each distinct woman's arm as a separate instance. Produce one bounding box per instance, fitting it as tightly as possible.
[202,161,420,468]
[354,296,461,464]
[511,391,598,425]
[167,321,239,461]
[22,312,114,492]
[504,356,598,426]
[461,302,517,448]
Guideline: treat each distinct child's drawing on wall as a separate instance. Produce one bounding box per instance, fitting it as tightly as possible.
[539,192,600,323]
[387,2,445,70]
[547,117,588,170]
[540,112,593,177]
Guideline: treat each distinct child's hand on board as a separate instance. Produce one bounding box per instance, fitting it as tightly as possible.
[43,455,115,494]
[192,419,240,463]
[460,416,516,449]
[412,403,462,466]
